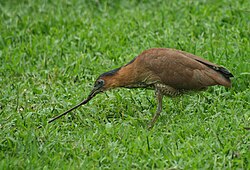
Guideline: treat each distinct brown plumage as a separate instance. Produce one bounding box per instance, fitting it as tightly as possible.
[47,48,233,129]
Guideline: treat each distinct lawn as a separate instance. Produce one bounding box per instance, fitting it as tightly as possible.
[0,0,249,169]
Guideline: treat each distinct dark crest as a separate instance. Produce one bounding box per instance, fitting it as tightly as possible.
[124,56,137,66]
[98,57,137,78]
[99,67,121,78]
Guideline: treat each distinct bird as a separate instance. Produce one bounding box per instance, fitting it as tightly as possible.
[47,48,234,129]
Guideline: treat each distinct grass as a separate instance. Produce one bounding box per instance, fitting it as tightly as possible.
[0,0,249,169]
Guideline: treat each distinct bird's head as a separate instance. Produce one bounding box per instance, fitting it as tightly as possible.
[88,68,121,98]
[88,78,106,98]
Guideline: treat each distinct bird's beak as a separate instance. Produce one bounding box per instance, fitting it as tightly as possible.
[88,86,103,98]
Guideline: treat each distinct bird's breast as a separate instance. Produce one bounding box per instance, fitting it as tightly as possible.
[124,82,155,89]
[155,83,184,96]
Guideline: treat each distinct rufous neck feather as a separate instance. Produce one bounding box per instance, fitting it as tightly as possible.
[103,65,137,89]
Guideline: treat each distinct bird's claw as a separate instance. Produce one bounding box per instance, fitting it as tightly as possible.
[147,122,155,130]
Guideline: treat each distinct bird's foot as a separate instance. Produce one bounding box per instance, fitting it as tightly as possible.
[147,121,155,130]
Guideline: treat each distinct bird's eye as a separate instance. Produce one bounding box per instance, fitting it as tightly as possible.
[98,79,104,85]
[95,79,104,87]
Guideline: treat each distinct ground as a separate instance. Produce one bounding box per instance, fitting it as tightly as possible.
[0,0,249,169]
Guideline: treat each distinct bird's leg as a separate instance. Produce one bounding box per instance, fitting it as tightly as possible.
[148,89,163,129]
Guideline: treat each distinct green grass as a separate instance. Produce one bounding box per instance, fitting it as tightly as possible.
[1,0,250,169]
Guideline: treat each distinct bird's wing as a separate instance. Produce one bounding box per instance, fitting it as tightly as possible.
[139,48,231,89]
[176,49,234,79]
[174,49,219,67]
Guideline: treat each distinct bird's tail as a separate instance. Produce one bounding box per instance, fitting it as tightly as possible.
[194,59,234,87]
[195,59,234,79]
[217,67,234,79]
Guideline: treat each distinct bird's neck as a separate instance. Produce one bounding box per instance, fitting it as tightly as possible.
[106,64,138,88]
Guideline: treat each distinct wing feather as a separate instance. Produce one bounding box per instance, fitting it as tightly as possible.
[138,48,232,89]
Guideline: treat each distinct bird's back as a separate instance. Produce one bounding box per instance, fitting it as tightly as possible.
[134,48,233,91]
